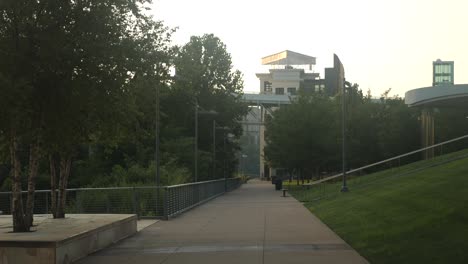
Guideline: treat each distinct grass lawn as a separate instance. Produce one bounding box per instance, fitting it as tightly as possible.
[291,154,468,264]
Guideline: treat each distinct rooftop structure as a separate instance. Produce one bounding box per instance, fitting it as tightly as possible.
[433,59,454,86]
[257,51,344,96]
[261,50,316,70]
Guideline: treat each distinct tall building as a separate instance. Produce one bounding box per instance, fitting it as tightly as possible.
[433,59,454,86]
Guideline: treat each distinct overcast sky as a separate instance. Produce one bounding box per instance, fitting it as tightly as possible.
[152,0,468,97]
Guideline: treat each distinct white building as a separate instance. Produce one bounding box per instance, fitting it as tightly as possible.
[253,50,345,179]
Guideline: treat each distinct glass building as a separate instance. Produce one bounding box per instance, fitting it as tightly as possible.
[433,59,454,86]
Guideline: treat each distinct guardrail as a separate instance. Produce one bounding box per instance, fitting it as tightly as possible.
[0,177,243,219]
[287,134,468,202]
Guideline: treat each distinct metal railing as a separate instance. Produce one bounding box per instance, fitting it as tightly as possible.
[0,177,243,219]
[288,134,468,202]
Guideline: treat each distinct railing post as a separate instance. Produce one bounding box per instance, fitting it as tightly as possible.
[163,187,169,220]
[45,192,49,214]
[106,192,110,213]
[132,187,138,217]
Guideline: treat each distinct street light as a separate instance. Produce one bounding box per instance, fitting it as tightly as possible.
[341,80,350,192]
[155,84,161,213]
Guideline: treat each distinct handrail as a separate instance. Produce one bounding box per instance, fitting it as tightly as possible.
[305,133,468,186]
[0,177,241,194]
[166,178,238,189]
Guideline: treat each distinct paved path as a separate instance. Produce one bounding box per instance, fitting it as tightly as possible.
[77,180,368,264]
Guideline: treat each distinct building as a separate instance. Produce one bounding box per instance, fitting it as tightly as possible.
[251,50,345,179]
[433,59,454,86]
[406,59,468,159]
[256,50,344,97]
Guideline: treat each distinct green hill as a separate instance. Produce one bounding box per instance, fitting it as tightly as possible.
[290,150,468,264]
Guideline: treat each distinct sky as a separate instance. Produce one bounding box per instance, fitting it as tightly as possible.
[152,0,468,97]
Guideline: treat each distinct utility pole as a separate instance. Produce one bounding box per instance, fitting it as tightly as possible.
[341,80,349,192]
[194,99,198,182]
[213,120,216,180]
[155,84,161,214]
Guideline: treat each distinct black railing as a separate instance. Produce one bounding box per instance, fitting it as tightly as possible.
[0,177,243,219]
[287,134,468,202]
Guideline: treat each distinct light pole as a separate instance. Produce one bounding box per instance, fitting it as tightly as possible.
[155,83,162,216]
[194,99,198,182]
[341,80,349,192]
[213,120,216,180]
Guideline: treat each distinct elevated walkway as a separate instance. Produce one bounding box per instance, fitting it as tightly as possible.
[77,180,368,264]
[405,84,468,107]
[242,93,293,106]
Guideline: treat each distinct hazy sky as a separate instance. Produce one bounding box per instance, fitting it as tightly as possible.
[152,0,468,97]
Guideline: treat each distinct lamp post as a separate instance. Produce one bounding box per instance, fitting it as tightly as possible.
[155,84,161,214]
[341,80,349,192]
[194,99,198,182]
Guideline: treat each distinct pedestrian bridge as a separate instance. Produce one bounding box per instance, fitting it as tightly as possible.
[242,93,293,106]
[405,84,468,107]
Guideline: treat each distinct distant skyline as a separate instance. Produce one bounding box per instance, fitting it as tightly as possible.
[153,0,468,97]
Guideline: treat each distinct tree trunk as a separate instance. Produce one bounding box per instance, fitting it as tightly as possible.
[301,169,304,185]
[50,155,58,218]
[296,168,300,186]
[24,140,40,228]
[53,154,72,219]
[10,131,28,232]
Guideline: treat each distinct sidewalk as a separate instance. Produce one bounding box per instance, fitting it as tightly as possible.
[77,179,368,264]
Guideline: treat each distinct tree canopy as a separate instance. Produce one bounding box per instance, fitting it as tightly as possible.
[264,86,422,182]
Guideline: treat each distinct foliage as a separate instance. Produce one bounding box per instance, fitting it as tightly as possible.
[264,84,422,181]
[167,34,249,181]
[0,0,175,227]
[264,93,339,177]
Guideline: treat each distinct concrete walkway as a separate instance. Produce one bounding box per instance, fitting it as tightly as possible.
[77,180,369,264]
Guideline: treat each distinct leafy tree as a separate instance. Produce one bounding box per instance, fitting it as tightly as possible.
[168,34,248,181]
[0,0,173,231]
[264,85,422,184]
[264,93,340,184]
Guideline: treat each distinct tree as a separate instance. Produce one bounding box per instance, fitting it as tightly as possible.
[168,34,248,181]
[264,93,340,184]
[264,85,422,184]
[0,0,173,231]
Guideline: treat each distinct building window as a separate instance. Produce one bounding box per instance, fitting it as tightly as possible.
[264,81,272,92]
[435,64,452,74]
[314,84,320,92]
[275,87,284,95]
[287,87,297,95]
[435,76,452,83]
